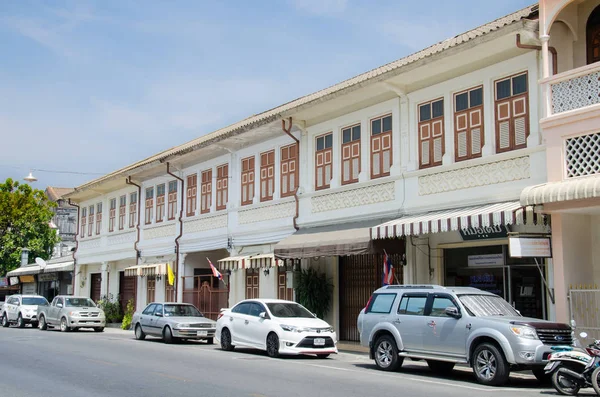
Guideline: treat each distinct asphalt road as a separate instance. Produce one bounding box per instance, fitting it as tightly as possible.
[0,325,584,397]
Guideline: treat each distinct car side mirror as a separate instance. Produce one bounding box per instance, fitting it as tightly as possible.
[155,312,163,317]
[57,303,63,309]
[445,307,461,319]
[259,312,267,319]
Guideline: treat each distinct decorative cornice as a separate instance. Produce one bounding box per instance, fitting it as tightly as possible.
[144,223,177,240]
[311,182,395,213]
[106,231,136,245]
[238,201,295,224]
[184,214,228,233]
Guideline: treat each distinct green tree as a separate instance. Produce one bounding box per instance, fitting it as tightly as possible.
[0,178,59,275]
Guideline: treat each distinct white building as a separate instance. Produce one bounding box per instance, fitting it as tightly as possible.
[65,4,556,340]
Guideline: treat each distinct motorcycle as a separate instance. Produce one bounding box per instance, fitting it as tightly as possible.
[544,332,600,395]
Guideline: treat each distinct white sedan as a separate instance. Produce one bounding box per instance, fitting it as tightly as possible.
[215,299,338,358]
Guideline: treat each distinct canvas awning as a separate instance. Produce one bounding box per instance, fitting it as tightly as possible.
[274,219,389,259]
[124,263,169,277]
[520,176,600,206]
[217,256,248,271]
[247,254,283,269]
[6,265,42,277]
[371,201,537,239]
[43,261,74,273]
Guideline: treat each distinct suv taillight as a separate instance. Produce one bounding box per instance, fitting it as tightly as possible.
[364,295,374,312]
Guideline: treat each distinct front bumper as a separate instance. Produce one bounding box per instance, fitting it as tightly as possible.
[512,340,557,365]
[278,332,338,356]
[173,328,216,339]
[69,318,106,328]
[21,313,37,322]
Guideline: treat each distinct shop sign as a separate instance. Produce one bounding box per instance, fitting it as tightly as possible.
[509,237,552,258]
[38,272,58,282]
[460,225,508,241]
[467,253,505,267]
[9,277,19,286]
[21,283,36,295]
[19,275,36,283]
[0,277,7,287]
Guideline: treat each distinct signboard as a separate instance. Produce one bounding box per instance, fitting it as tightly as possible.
[38,272,58,282]
[9,277,19,286]
[509,236,552,258]
[460,225,508,241]
[19,275,36,283]
[21,283,36,295]
[467,253,505,267]
[0,277,7,287]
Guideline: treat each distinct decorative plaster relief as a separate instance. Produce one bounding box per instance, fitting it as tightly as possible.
[551,70,600,114]
[144,224,176,240]
[78,238,101,250]
[238,201,295,224]
[418,156,530,196]
[107,231,136,245]
[184,214,228,233]
[311,182,395,213]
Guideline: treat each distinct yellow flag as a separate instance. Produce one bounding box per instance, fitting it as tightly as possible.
[167,263,175,286]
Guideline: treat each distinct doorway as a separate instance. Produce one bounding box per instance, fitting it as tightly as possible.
[90,273,101,302]
[119,272,137,313]
[587,5,600,64]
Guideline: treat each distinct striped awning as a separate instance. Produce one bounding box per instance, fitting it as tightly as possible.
[217,256,248,271]
[371,201,537,239]
[520,176,600,206]
[6,265,42,277]
[124,263,169,277]
[247,254,284,269]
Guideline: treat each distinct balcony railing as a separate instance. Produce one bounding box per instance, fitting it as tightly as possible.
[546,62,600,116]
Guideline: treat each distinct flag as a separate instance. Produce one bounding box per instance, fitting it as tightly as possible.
[207,257,223,281]
[382,253,394,286]
[167,263,175,286]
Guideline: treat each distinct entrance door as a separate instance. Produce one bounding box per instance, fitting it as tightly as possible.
[119,272,137,313]
[509,266,545,319]
[90,273,101,302]
[245,269,259,299]
[277,267,293,301]
[587,5,600,64]
[147,278,156,304]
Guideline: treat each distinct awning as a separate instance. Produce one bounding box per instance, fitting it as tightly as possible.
[247,254,283,269]
[43,261,74,273]
[217,256,248,270]
[274,219,387,259]
[371,201,536,239]
[6,265,42,277]
[520,176,600,206]
[124,263,169,277]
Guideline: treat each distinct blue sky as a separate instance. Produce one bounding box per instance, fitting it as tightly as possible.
[0,0,534,189]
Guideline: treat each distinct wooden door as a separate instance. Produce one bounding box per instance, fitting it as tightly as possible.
[245,269,259,299]
[119,272,137,313]
[147,278,156,304]
[277,267,293,301]
[90,273,102,302]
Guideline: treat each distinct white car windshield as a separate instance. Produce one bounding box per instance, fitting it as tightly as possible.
[164,304,203,317]
[458,294,520,317]
[266,302,314,318]
[22,297,49,306]
[65,298,96,307]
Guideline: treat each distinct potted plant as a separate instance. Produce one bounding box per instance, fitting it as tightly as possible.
[294,267,333,319]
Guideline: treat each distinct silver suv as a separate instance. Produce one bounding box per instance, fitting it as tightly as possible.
[357,285,572,386]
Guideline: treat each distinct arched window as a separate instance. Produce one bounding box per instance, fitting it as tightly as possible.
[587,5,600,64]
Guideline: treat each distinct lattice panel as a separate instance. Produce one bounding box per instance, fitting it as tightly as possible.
[551,70,600,114]
[566,132,600,178]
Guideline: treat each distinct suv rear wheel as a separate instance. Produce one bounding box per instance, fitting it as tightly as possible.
[374,335,403,371]
[427,360,455,374]
[472,343,509,386]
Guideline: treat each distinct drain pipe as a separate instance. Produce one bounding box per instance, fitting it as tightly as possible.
[516,34,557,75]
[282,117,300,231]
[68,198,80,294]
[166,162,185,300]
[125,177,142,266]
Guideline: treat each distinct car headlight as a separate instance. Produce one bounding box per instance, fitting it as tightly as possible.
[510,325,538,340]
[322,327,334,333]
[175,323,189,329]
[69,311,81,317]
[280,325,308,333]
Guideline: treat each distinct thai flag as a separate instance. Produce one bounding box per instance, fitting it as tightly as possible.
[382,253,394,286]
[207,257,223,281]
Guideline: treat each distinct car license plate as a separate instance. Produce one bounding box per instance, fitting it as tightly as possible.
[197,330,208,336]
[544,362,555,371]
[314,338,325,346]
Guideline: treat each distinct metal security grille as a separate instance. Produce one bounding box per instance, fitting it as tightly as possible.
[551,70,600,114]
[566,132,600,177]
[569,288,600,341]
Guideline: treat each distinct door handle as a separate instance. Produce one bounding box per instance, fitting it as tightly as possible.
[244,320,249,325]
[428,321,436,327]
[393,318,401,324]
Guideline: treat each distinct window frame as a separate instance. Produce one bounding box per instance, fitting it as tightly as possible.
[118,195,126,230]
[418,98,445,169]
[216,164,228,211]
[95,202,102,235]
[366,293,397,314]
[280,143,298,198]
[341,123,361,185]
[129,192,137,228]
[426,293,460,317]
[397,293,429,316]
[241,156,255,206]
[370,114,393,179]
[315,132,333,190]
[186,174,197,217]
[87,205,94,237]
[200,169,212,214]
[144,188,154,225]
[454,86,484,161]
[80,207,87,238]
[109,198,117,231]
[260,150,275,202]
[167,180,177,221]
[494,71,529,153]
[156,184,165,223]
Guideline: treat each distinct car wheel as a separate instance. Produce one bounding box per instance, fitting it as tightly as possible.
[39,315,47,331]
[472,343,509,386]
[16,314,25,328]
[427,360,455,374]
[374,335,403,371]
[266,333,280,358]
[316,354,330,359]
[1,314,9,328]
[552,368,580,396]
[94,327,104,333]
[163,326,174,344]
[532,368,552,384]
[60,317,70,332]
[220,328,234,351]
[134,324,146,340]
[206,337,214,345]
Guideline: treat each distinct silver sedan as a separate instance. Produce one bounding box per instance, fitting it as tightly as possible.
[132,302,216,344]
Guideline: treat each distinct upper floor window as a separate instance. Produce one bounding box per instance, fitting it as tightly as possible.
[495,72,529,153]
[87,205,94,237]
[341,124,361,184]
[156,184,165,223]
[315,133,333,190]
[95,202,102,235]
[168,181,177,221]
[186,174,197,217]
[260,150,275,202]
[109,198,116,232]
[129,192,137,228]
[371,114,392,179]
[80,207,87,238]
[454,86,484,161]
[397,295,427,316]
[119,195,126,230]
[201,170,212,214]
[418,98,444,169]
[587,5,600,64]
[280,144,298,198]
[145,188,154,225]
[241,156,255,206]
[216,164,228,211]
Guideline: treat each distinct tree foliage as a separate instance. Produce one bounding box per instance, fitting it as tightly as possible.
[294,267,334,319]
[0,178,59,275]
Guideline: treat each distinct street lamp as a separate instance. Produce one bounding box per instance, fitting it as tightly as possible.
[24,171,37,183]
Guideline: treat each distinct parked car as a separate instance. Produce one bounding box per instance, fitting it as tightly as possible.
[1,294,48,328]
[357,285,572,386]
[215,299,338,358]
[132,302,216,344]
[38,295,105,332]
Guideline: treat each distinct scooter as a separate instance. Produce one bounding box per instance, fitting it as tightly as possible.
[544,332,600,396]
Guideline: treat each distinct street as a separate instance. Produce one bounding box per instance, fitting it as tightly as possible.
[0,326,582,397]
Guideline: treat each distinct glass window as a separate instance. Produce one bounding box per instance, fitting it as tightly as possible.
[164,304,202,317]
[432,100,444,118]
[232,302,251,315]
[382,115,392,132]
[352,125,361,141]
[459,294,520,317]
[512,74,528,95]
[120,195,126,206]
[266,302,314,318]
[470,87,483,107]
[496,79,511,100]
[316,137,324,151]
[368,294,396,314]
[145,188,154,199]
[342,128,351,144]
[455,92,469,112]
[22,297,49,306]
[248,303,264,317]
[324,134,332,148]
[142,304,156,315]
[65,298,96,307]
[398,296,427,316]
[157,184,165,196]
[169,181,177,192]
[372,119,382,135]
[430,297,457,317]
[153,304,163,316]
[419,104,431,122]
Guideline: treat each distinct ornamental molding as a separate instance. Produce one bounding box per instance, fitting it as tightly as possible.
[184,214,228,233]
[238,201,295,224]
[311,182,395,213]
[551,69,600,114]
[78,238,101,250]
[107,231,136,245]
[143,223,176,240]
[418,156,530,196]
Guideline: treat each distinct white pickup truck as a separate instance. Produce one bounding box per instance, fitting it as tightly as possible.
[1,294,49,328]
[37,295,106,332]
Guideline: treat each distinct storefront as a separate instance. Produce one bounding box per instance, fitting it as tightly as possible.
[0,277,19,301]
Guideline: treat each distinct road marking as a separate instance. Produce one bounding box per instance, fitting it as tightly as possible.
[86,359,118,367]
[249,394,267,397]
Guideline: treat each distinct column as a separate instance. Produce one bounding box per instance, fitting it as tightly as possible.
[176,253,187,303]
[100,262,110,298]
[540,34,552,119]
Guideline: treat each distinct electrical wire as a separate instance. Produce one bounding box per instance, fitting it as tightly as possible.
[0,164,104,176]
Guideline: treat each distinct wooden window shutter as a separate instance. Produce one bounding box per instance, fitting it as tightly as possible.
[186,174,197,217]
[454,86,484,161]
[216,164,228,211]
[495,72,529,153]
[281,144,298,198]
[200,169,212,214]
[315,133,333,190]
[341,124,361,184]
[241,156,255,206]
[260,150,275,202]
[371,115,392,179]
